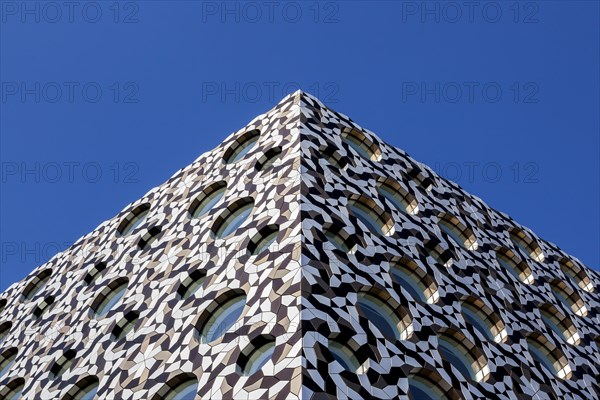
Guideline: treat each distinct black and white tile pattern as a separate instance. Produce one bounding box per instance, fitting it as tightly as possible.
[0,91,598,399]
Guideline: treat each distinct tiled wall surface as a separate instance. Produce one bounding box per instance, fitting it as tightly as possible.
[298,93,600,400]
[0,92,598,399]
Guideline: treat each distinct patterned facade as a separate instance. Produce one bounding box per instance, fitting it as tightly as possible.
[0,91,598,399]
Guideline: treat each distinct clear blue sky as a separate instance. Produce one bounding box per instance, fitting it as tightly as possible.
[1,1,598,291]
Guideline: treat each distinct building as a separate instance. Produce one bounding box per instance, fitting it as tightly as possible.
[0,91,598,399]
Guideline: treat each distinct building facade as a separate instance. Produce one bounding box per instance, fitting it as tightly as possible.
[0,91,599,399]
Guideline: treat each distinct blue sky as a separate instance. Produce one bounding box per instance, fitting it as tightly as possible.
[1,1,598,291]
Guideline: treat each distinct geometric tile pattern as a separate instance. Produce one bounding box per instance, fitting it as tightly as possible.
[297,93,600,400]
[0,91,598,399]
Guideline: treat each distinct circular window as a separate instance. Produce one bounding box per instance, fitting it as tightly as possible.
[117,204,150,237]
[525,335,571,379]
[0,322,12,344]
[549,280,587,317]
[83,262,108,285]
[177,270,207,300]
[189,181,226,219]
[0,378,25,400]
[539,304,580,345]
[212,198,254,239]
[321,144,349,171]
[495,248,534,284]
[390,259,439,304]
[461,305,493,340]
[377,178,419,215]
[0,348,17,378]
[559,257,594,293]
[341,127,382,161]
[33,296,55,319]
[323,225,358,254]
[152,373,198,400]
[91,279,128,317]
[425,240,453,268]
[357,293,410,341]
[328,340,368,374]
[509,228,545,263]
[111,311,140,341]
[165,380,197,400]
[22,268,52,301]
[223,129,260,164]
[137,226,162,251]
[460,299,506,343]
[255,147,282,171]
[247,225,279,256]
[50,349,77,378]
[237,335,276,376]
[196,291,246,344]
[437,214,478,251]
[348,195,394,236]
[437,333,488,382]
[64,376,99,400]
[408,374,449,400]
